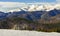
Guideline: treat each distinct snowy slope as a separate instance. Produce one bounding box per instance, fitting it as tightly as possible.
[0,29,60,36]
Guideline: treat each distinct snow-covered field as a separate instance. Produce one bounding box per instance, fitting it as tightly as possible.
[0,29,60,36]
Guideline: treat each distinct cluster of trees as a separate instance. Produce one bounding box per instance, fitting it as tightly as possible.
[35,23,60,32]
[0,17,60,32]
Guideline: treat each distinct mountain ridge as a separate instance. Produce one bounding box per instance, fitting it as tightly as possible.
[0,4,60,12]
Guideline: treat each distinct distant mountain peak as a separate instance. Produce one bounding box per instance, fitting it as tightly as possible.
[0,3,60,12]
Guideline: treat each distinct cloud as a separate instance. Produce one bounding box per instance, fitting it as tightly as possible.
[0,2,28,12]
[56,0,60,3]
[0,2,59,12]
[0,2,26,7]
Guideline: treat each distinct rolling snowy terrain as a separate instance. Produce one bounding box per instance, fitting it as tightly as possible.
[0,29,60,36]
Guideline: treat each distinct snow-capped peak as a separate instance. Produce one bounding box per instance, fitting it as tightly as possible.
[20,4,60,12]
[0,2,60,12]
[7,8,21,12]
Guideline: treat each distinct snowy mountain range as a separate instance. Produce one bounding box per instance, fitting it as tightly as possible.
[0,4,60,12]
[0,2,60,12]
[0,2,60,31]
[0,2,60,24]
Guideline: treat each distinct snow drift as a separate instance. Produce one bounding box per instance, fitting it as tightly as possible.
[0,29,60,36]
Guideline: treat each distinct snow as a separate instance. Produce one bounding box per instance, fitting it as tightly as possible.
[0,2,60,12]
[0,29,60,36]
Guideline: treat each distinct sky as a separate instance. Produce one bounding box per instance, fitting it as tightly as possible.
[0,0,56,3]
